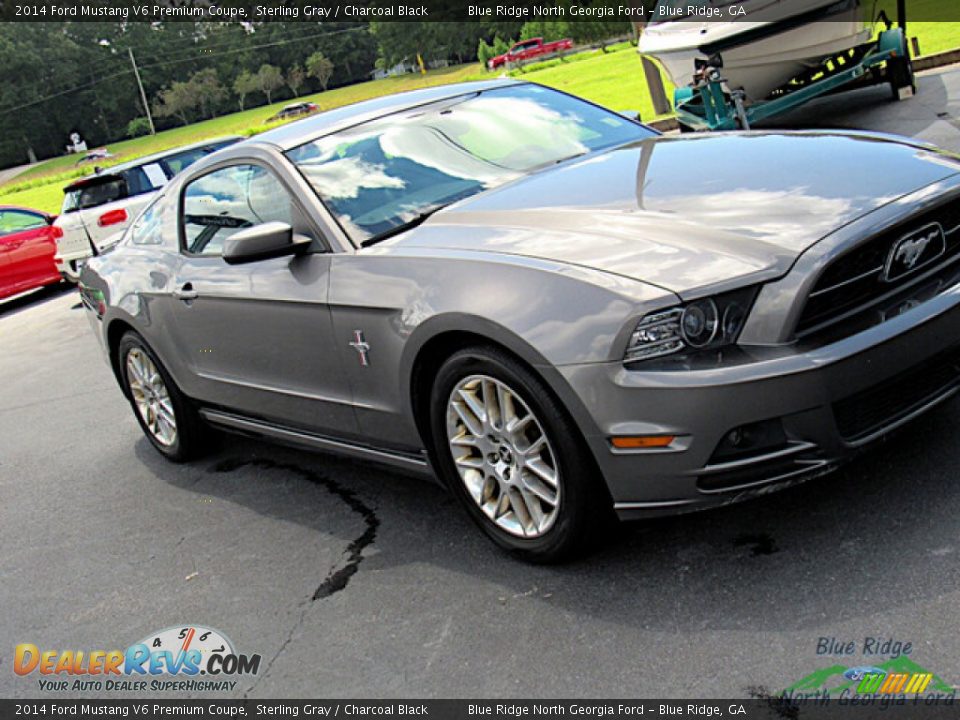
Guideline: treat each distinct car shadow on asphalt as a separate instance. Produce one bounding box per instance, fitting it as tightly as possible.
[131,390,960,634]
[0,282,76,319]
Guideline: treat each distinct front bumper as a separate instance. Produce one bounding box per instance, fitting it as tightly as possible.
[562,282,960,519]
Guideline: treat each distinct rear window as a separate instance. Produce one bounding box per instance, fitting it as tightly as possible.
[62,178,127,214]
[59,140,239,214]
[162,140,240,177]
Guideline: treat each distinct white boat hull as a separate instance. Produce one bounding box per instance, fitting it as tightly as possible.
[639,1,874,101]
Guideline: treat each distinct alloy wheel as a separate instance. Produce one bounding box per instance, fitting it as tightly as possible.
[445,374,560,537]
[126,348,177,447]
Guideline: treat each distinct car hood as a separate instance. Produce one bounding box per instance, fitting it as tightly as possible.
[397,132,960,296]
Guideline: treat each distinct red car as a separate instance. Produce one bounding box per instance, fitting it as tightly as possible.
[0,205,63,300]
[488,37,574,70]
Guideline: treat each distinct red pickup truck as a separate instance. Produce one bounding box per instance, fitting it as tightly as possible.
[488,37,574,70]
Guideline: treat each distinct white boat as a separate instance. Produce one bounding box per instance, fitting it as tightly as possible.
[639,0,877,101]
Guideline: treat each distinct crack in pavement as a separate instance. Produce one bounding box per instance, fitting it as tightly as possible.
[209,456,380,696]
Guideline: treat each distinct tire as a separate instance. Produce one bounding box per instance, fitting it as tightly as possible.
[429,345,612,562]
[60,262,80,285]
[117,331,208,462]
[888,56,915,101]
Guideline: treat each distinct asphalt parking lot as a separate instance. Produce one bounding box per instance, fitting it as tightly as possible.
[2,66,960,700]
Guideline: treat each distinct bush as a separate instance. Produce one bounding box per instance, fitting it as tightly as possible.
[492,36,511,57]
[520,21,571,42]
[477,39,494,68]
[126,117,152,138]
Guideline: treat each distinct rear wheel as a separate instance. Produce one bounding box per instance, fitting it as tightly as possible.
[888,56,915,101]
[118,331,208,462]
[429,346,611,562]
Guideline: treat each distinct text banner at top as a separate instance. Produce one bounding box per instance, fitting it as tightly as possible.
[3,0,960,23]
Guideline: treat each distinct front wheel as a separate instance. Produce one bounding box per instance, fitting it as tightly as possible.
[430,346,611,562]
[118,331,208,462]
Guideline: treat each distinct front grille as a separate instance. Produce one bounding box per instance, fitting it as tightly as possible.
[795,200,960,339]
[833,347,960,441]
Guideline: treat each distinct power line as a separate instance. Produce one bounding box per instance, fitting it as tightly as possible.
[137,27,367,70]
[0,25,370,117]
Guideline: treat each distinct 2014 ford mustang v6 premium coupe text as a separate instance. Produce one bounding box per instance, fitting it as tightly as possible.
[80,80,960,560]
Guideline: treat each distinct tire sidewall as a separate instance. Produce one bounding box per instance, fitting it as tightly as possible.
[429,347,598,560]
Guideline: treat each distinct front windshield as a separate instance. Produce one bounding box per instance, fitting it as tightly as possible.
[286,84,654,243]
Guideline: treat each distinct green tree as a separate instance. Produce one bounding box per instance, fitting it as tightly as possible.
[477,39,494,68]
[188,68,226,119]
[152,81,195,126]
[233,70,258,111]
[286,64,306,98]
[306,52,335,91]
[520,21,572,43]
[256,64,284,104]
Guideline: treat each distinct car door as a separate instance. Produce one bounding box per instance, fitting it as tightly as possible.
[167,160,359,436]
[0,209,56,293]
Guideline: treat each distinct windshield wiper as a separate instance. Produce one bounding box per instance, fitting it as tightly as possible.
[360,203,453,247]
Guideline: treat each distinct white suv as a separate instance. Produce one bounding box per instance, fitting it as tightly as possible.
[54,136,242,281]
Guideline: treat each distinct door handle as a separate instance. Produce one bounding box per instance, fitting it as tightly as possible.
[173,282,199,301]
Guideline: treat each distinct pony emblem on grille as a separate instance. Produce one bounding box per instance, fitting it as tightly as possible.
[883,223,945,282]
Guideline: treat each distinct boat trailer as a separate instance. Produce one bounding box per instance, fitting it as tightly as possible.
[672,9,916,131]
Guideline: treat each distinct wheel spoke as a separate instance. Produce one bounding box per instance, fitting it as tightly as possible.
[454,454,484,470]
[450,432,478,448]
[126,347,177,448]
[505,412,533,435]
[452,400,484,437]
[518,487,547,532]
[526,457,558,488]
[523,434,547,458]
[460,387,487,424]
[445,373,561,539]
[521,471,558,506]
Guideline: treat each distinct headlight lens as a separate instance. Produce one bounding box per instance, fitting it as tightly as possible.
[625,288,756,363]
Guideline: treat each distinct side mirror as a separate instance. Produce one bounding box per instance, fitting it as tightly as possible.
[45,213,58,225]
[222,222,311,265]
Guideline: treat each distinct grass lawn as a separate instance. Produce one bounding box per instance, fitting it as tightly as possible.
[509,42,675,119]
[3,20,958,214]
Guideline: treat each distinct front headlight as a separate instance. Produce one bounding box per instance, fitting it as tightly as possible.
[625,288,756,363]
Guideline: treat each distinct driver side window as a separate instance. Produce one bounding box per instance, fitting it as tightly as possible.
[181,164,296,256]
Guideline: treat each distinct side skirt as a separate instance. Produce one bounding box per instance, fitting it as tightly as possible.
[199,408,434,478]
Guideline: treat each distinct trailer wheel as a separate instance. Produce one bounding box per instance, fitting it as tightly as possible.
[888,56,916,100]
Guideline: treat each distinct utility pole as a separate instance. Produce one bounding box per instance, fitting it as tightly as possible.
[128,48,155,135]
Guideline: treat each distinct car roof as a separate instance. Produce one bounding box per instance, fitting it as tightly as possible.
[63,135,245,192]
[256,79,523,151]
[0,204,47,214]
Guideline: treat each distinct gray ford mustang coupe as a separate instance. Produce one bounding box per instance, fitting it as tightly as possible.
[80,80,960,560]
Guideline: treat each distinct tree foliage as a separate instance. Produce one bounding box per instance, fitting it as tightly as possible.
[306,51,335,91]
[256,64,284,104]
[286,64,306,97]
[0,18,623,167]
[233,70,258,111]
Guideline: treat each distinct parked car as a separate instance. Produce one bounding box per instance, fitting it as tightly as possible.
[54,136,243,282]
[0,205,63,300]
[80,80,960,561]
[488,37,573,70]
[268,102,320,123]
